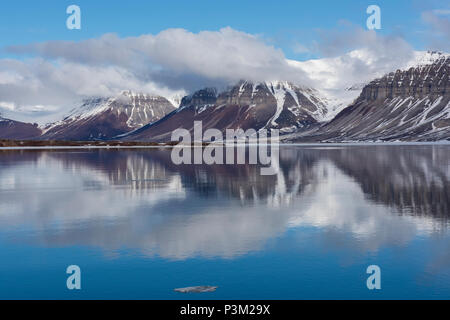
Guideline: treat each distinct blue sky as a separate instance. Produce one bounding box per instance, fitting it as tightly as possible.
[0,0,447,60]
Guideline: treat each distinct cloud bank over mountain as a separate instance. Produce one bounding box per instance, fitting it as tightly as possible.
[0,20,447,123]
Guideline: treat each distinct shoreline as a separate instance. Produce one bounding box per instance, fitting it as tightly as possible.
[0,139,177,148]
[0,139,449,150]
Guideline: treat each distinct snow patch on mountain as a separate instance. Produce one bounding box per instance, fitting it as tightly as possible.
[42,90,175,135]
[247,81,331,123]
[265,81,287,126]
[406,50,450,68]
[287,49,449,121]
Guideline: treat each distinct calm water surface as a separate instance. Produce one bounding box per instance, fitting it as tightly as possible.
[0,145,449,299]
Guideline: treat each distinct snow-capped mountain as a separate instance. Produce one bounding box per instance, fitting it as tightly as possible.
[406,50,449,68]
[1,51,448,142]
[41,91,175,140]
[289,50,450,122]
[215,81,331,126]
[291,54,450,142]
[121,80,330,141]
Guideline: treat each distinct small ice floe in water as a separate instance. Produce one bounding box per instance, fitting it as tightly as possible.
[174,286,218,293]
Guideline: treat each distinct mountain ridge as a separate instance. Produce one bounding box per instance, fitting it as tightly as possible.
[39,91,175,141]
[290,55,450,142]
[119,80,332,142]
[1,51,449,142]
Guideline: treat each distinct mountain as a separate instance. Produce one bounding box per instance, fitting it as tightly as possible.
[121,81,330,142]
[285,50,450,122]
[407,50,449,68]
[0,115,42,140]
[40,91,175,140]
[290,54,450,142]
[1,52,448,143]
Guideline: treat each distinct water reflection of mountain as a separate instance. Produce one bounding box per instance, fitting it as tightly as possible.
[41,145,450,218]
[0,145,448,259]
[43,148,306,203]
[325,146,449,220]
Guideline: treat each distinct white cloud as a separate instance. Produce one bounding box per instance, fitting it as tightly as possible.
[0,25,444,123]
[1,28,312,123]
[7,27,309,86]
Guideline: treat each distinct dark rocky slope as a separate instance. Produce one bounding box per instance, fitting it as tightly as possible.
[291,56,450,142]
[0,116,42,140]
[40,91,175,141]
[122,81,329,142]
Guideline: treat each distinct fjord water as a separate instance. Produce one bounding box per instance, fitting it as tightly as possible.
[0,145,449,299]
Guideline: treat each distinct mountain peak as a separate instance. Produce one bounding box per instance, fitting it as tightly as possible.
[307,53,450,142]
[407,50,450,69]
[364,53,449,102]
[41,91,175,140]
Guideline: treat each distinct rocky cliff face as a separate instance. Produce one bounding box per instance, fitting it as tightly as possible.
[41,91,175,141]
[217,81,329,129]
[292,55,450,142]
[360,56,448,100]
[123,81,329,142]
[180,88,218,108]
[2,53,449,143]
